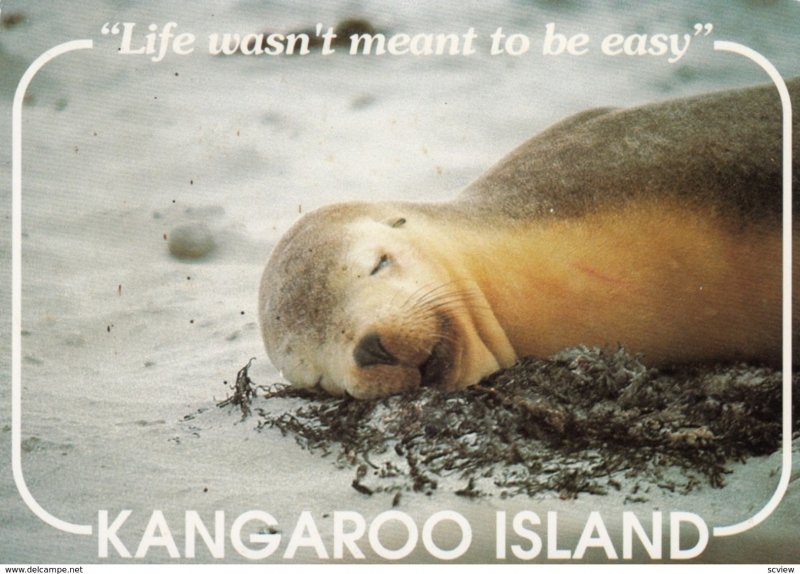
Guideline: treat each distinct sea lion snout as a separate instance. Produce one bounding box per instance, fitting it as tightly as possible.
[345,308,459,398]
[352,320,455,391]
[353,332,399,368]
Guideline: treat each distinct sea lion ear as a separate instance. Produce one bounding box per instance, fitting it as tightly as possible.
[388,217,407,228]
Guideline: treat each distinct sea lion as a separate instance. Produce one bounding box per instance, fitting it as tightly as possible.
[259,79,799,399]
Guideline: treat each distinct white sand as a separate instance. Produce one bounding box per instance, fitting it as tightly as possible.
[1,0,798,565]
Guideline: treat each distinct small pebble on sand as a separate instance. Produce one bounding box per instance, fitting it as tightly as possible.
[167,224,216,259]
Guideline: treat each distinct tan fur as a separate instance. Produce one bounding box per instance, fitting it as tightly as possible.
[432,201,784,365]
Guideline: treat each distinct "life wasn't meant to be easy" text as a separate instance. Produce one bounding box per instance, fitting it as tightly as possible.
[100,21,714,64]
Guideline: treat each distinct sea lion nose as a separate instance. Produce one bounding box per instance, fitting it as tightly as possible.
[353,332,398,368]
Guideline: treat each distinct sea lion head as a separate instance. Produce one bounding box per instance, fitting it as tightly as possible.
[259,202,512,399]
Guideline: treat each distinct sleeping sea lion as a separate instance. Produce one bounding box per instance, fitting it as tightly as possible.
[259,79,799,399]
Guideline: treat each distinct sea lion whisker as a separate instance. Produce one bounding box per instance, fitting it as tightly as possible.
[414,280,476,303]
[401,325,457,358]
[411,293,489,316]
[401,281,465,312]
[409,287,481,310]
[410,302,488,322]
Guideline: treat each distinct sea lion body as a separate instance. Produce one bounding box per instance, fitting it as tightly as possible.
[259,79,798,399]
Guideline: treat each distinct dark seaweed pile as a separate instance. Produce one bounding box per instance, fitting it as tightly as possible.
[228,347,796,501]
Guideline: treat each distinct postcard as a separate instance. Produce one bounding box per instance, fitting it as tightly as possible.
[2,1,798,567]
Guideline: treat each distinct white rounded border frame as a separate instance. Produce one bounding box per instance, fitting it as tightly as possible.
[710,41,793,538]
[11,39,95,537]
[8,38,794,545]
